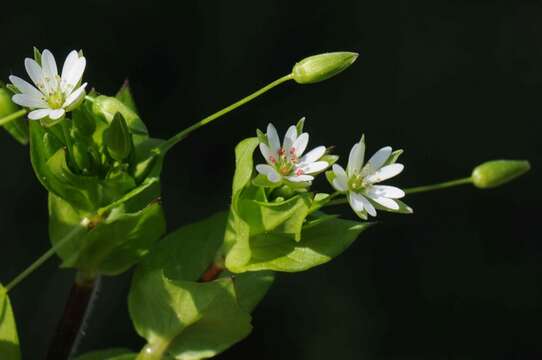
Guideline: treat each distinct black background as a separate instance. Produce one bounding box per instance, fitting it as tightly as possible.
[1,1,541,359]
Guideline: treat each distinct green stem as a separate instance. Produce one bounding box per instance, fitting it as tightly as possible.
[323,177,473,208]
[136,339,170,360]
[159,73,293,153]
[0,109,27,126]
[404,177,472,194]
[5,225,86,292]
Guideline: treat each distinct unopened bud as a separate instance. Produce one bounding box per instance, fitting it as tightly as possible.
[92,96,148,135]
[104,113,133,161]
[472,160,530,189]
[292,52,358,84]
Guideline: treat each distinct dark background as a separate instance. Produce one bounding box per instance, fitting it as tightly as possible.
[1,0,541,359]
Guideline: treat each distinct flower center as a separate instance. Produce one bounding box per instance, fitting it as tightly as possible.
[348,174,367,191]
[47,90,65,109]
[271,147,297,176]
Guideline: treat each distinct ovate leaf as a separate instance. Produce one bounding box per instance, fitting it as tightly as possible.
[129,273,252,360]
[49,193,166,276]
[226,217,371,273]
[0,284,21,360]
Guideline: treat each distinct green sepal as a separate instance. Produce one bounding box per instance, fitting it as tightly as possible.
[33,47,42,64]
[5,85,19,95]
[49,190,166,276]
[74,349,137,360]
[256,128,267,146]
[115,81,139,113]
[0,284,21,360]
[252,174,281,188]
[129,272,252,360]
[384,149,403,166]
[295,116,305,134]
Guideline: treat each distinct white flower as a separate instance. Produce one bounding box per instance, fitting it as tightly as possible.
[330,136,412,219]
[256,122,329,184]
[9,49,87,121]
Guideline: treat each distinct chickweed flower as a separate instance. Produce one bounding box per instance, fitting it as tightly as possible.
[256,122,329,185]
[330,136,411,219]
[9,49,87,121]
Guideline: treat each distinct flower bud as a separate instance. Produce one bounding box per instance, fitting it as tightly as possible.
[292,52,358,84]
[0,87,29,145]
[104,113,133,161]
[92,96,148,135]
[471,160,530,189]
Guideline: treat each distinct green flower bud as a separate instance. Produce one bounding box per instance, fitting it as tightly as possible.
[471,160,530,189]
[104,113,133,161]
[92,95,148,135]
[292,52,358,84]
[72,107,96,137]
[0,87,29,145]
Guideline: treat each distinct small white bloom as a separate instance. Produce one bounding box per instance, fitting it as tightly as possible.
[330,136,412,219]
[256,122,329,185]
[10,49,87,121]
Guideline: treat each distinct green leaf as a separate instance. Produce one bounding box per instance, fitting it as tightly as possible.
[0,88,28,145]
[129,273,252,360]
[74,348,136,360]
[221,270,274,313]
[226,216,371,273]
[49,193,166,276]
[104,113,134,161]
[115,81,139,113]
[232,137,260,199]
[135,212,275,312]
[0,285,21,360]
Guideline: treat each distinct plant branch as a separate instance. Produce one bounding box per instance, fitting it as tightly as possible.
[159,73,293,153]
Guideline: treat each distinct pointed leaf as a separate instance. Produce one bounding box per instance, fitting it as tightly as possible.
[0,285,21,360]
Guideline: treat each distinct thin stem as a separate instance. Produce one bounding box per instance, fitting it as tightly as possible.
[322,178,474,208]
[5,226,86,292]
[0,109,27,126]
[46,272,100,360]
[159,73,293,153]
[404,177,472,194]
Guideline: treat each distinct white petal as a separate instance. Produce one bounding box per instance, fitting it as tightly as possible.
[347,138,365,176]
[331,164,348,192]
[62,83,87,108]
[259,143,277,165]
[63,56,86,94]
[9,75,44,99]
[348,192,365,212]
[367,185,405,199]
[366,193,399,210]
[360,194,377,217]
[28,108,51,120]
[291,132,309,157]
[282,125,297,152]
[361,146,392,177]
[49,108,65,120]
[365,164,404,183]
[12,93,48,108]
[24,58,45,89]
[266,123,281,153]
[60,50,80,92]
[300,161,329,174]
[256,164,281,183]
[299,146,326,165]
[41,49,59,93]
[286,174,313,183]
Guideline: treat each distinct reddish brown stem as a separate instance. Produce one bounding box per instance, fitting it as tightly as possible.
[199,263,224,282]
[46,273,99,360]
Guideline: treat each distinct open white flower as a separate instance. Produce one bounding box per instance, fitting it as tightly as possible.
[256,122,329,184]
[9,49,87,121]
[330,136,412,219]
